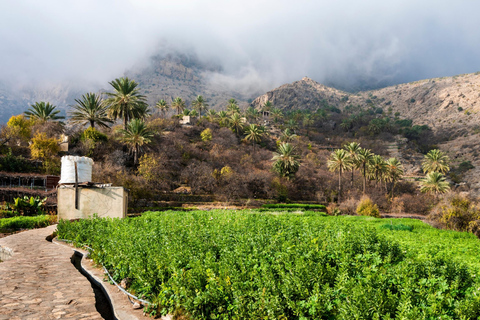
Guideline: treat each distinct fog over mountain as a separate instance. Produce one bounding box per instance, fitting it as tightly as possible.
[1,0,480,109]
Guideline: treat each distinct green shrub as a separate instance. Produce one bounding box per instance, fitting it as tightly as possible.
[380,223,414,231]
[429,194,480,232]
[0,215,56,232]
[81,127,108,142]
[262,203,326,210]
[356,196,380,217]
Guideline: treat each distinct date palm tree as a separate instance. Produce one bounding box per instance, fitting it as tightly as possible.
[229,113,244,137]
[155,99,169,118]
[272,142,300,180]
[192,95,208,117]
[25,102,65,122]
[244,124,264,153]
[117,119,154,165]
[344,142,361,186]
[70,93,112,128]
[218,111,229,127]
[206,109,217,122]
[420,172,450,195]
[105,77,148,130]
[172,97,186,115]
[280,128,297,142]
[327,149,353,202]
[369,155,388,188]
[385,157,404,196]
[357,148,374,194]
[422,149,450,174]
[271,108,284,124]
[227,98,240,114]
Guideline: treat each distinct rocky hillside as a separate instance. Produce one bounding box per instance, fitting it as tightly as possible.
[252,73,480,196]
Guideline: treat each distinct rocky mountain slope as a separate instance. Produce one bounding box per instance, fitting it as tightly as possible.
[252,74,480,195]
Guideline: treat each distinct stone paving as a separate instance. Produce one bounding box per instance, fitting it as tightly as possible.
[0,225,103,320]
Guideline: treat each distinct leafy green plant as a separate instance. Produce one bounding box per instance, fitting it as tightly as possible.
[0,215,56,232]
[11,196,47,216]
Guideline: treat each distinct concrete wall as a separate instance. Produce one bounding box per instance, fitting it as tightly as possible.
[57,187,128,221]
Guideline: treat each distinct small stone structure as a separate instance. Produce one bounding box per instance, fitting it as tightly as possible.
[57,186,128,220]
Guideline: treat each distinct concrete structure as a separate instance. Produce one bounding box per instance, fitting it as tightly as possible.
[57,186,128,220]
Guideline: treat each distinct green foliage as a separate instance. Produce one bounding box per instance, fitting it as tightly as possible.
[356,196,380,217]
[11,196,47,216]
[458,160,475,173]
[70,93,113,128]
[420,172,451,194]
[81,127,108,142]
[25,101,65,122]
[200,128,213,142]
[395,119,413,127]
[0,215,55,232]
[380,223,414,231]
[57,211,480,319]
[0,149,35,173]
[272,143,300,180]
[430,194,480,232]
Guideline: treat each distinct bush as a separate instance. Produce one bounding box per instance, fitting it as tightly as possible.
[81,127,108,142]
[395,193,434,215]
[429,193,480,232]
[0,215,56,232]
[356,196,380,217]
[338,198,358,215]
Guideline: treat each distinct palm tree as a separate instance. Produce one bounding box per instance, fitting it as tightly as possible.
[206,109,217,122]
[244,124,264,153]
[327,149,353,203]
[155,99,169,118]
[280,128,297,142]
[172,97,186,115]
[420,172,450,195]
[192,95,208,117]
[422,149,450,174]
[245,106,260,123]
[227,99,240,114]
[229,113,244,137]
[384,157,404,196]
[272,142,300,180]
[344,142,361,186]
[303,114,314,135]
[369,155,388,188]
[262,101,273,112]
[286,119,298,132]
[218,111,229,127]
[105,77,148,130]
[70,93,112,128]
[25,102,65,122]
[117,119,154,165]
[357,148,374,194]
[271,108,284,124]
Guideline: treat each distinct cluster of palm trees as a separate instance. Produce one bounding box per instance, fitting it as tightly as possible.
[420,149,451,195]
[327,142,404,202]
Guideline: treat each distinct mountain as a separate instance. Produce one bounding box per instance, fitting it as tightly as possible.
[252,73,480,136]
[252,74,480,195]
[0,53,254,124]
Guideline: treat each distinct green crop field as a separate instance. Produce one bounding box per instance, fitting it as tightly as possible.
[57,210,480,319]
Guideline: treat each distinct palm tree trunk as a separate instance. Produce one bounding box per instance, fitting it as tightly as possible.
[351,169,354,186]
[363,164,367,194]
[90,120,95,128]
[338,171,342,203]
[134,144,139,165]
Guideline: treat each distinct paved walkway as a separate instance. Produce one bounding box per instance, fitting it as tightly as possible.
[0,225,103,320]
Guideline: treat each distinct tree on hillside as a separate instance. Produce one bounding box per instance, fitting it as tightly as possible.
[420,172,450,195]
[422,149,450,174]
[327,149,353,203]
[105,77,148,130]
[218,111,229,127]
[272,142,300,180]
[155,99,169,118]
[303,114,314,136]
[192,95,208,117]
[25,102,65,122]
[70,93,112,128]
[229,113,244,137]
[244,124,264,153]
[227,99,240,114]
[245,106,260,124]
[357,148,374,194]
[262,101,273,112]
[369,155,387,188]
[117,119,154,165]
[384,157,404,196]
[172,97,186,115]
[344,142,361,186]
[286,119,298,132]
[206,109,217,122]
[271,108,284,124]
[280,128,297,142]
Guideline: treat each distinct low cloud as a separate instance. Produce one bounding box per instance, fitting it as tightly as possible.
[1,0,480,92]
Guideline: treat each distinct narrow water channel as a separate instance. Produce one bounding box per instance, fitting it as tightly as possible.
[70,251,115,320]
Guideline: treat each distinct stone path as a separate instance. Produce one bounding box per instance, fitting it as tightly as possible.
[0,225,103,320]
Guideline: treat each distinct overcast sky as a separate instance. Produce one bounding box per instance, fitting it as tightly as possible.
[1,0,480,92]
